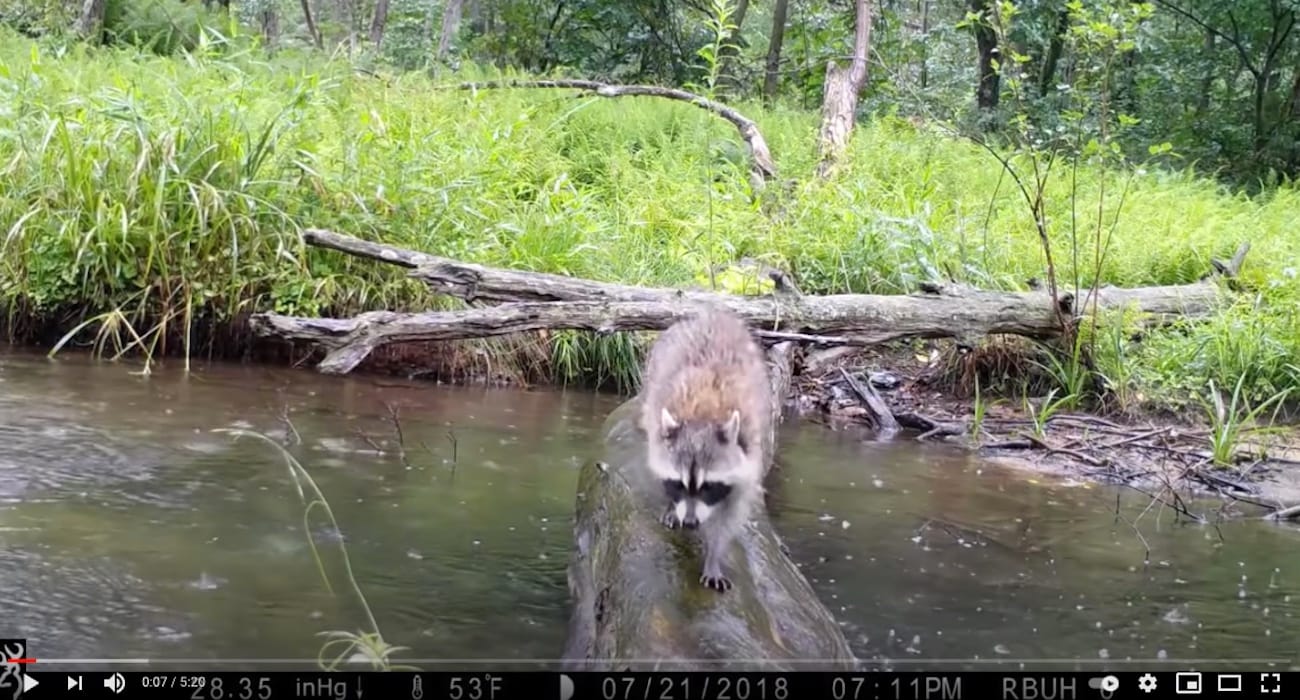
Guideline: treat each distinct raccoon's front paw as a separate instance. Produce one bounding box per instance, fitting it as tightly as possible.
[700,558,733,592]
[699,572,733,592]
[660,506,681,530]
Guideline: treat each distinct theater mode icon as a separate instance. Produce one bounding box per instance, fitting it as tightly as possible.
[1217,674,1243,692]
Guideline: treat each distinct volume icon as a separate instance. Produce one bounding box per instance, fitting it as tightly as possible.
[103,672,126,694]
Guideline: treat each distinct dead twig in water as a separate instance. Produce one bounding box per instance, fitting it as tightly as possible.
[838,367,899,433]
[894,411,968,441]
[278,399,301,446]
[383,401,410,469]
[1113,491,1152,563]
[1265,502,1300,521]
[354,431,386,454]
[445,429,459,482]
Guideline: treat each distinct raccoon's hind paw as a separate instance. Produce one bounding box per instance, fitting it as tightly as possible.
[660,506,681,530]
[699,573,733,592]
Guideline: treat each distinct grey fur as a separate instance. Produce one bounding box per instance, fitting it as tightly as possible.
[639,306,770,592]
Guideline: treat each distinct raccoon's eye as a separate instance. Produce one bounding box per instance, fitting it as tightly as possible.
[697,481,733,506]
[735,433,750,454]
[661,479,686,499]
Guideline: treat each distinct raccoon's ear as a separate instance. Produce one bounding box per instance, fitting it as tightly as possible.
[720,409,741,444]
[660,408,681,437]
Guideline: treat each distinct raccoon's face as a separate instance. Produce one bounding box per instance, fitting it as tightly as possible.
[659,408,747,529]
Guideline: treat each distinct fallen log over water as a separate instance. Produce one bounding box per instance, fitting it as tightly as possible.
[250,229,1248,375]
[561,342,858,671]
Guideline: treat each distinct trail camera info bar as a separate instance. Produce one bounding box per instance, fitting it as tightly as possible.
[3,641,1291,700]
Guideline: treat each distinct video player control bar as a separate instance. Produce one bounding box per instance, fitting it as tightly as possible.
[3,670,1291,699]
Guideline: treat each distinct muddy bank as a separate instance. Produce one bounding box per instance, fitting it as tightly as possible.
[795,341,1300,520]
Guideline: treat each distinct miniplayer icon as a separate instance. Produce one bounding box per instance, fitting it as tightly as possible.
[1175,672,1202,694]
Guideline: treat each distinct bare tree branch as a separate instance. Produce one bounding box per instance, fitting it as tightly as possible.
[450,79,777,190]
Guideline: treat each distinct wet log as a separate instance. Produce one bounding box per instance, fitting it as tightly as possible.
[561,342,858,670]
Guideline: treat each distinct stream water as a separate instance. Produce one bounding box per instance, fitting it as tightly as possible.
[1,348,1297,671]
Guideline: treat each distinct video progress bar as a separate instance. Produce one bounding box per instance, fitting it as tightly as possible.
[28,657,1296,664]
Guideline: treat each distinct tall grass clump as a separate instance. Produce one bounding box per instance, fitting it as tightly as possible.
[1,28,1299,411]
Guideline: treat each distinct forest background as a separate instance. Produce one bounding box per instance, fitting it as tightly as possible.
[3,0,1300,426]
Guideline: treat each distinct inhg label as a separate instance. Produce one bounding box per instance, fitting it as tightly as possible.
[0,639,28,700]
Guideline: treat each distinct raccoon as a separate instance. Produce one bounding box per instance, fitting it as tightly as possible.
[639,307,771,592]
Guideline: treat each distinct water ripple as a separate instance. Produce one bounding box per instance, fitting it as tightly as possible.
[0,546,192,655]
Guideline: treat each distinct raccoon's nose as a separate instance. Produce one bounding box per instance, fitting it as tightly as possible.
[681,515,700,530]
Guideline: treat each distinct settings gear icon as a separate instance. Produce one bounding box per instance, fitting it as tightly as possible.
[1138,673,1158,693]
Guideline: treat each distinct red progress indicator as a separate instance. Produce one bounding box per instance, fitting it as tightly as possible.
[5,658,36,664]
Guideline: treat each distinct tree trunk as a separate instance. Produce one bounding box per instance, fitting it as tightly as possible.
[919,0,930,89]
[300,0,324,49]
[247,229,1248,377]
[369,0,390,47]
[1289,61,1300,118]
[75,0,106,42]
[1116,0,1148,115]
[1039,8,1069,96]
[260,4,280,49]
[437,0,466,61]
[561,345,858,670]
[1195,29,1215,117]
[718,0,751,93]
[763,0,790,104]
[969,0,1000,112]
[1254,69,1273,153]
[815,0,874,178]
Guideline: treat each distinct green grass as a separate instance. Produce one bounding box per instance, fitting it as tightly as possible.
[2,28,1299,410]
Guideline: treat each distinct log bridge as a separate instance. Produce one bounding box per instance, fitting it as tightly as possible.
[251,228,1247,670]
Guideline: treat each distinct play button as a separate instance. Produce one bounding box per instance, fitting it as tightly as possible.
[22,674,39,692]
